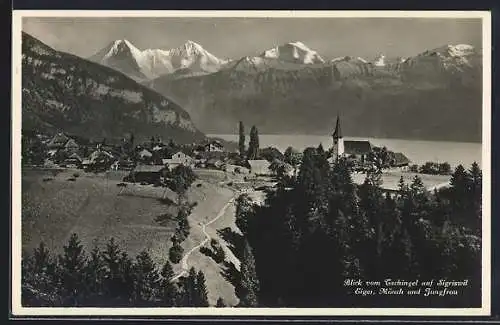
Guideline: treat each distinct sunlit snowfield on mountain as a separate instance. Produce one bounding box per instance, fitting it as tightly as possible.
[209,134,482,168]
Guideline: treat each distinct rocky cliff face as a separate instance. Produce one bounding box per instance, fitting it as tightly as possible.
[22,32,205,143]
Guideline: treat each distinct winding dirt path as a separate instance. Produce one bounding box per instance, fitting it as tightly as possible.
[171,192,239,281]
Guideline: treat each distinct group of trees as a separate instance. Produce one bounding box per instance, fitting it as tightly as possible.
[164,165,197,199]
[200,239,226,264]
[238,121,260,161]
[233,144,482,307]
[410,161,452,175]
[22,234,211,307]
[22,132,47,166]
[168,205,191,264]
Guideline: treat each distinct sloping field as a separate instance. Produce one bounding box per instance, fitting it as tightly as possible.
[21,168,177,267]
[173,171,241,306]
[352,171,451,191]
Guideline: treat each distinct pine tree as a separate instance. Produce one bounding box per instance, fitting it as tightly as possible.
[284,146,301,178]
[237,241,260,307]
[32,241,51,274]
[169,241,184,264]
[468,162,482,232]
[59,233,87,306]
[195,271,210,307]
[160,261,177,306]
[184,267,198,306]
[83,246,106,304]
[102,238,122,300]
[247,125,260,160]
[24,242,60,305]
[238,121,245,159]
[118,252,135,305]
[358,171,385,272]
[235,194,253,236]
[133,250,161,305]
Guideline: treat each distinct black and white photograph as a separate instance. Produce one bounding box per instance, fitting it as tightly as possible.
[11,10,491,316]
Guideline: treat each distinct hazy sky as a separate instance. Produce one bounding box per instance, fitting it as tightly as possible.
[22,17,482,60]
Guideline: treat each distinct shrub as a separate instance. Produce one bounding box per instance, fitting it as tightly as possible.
[169,242,184,264]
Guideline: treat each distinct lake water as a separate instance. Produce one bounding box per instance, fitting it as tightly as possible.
[209,134,483,169]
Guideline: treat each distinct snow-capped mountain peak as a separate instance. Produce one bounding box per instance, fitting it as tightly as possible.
[183,40,204,52]
[260,41,325,64]
[421,44,477,59]
[401,43,481,75]
[90,39,229,80]
[330,56,368,64]
[102,39,141,59]
[446,44,476,57]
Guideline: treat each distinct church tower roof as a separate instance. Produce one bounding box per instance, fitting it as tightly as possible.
[332,114,343,139]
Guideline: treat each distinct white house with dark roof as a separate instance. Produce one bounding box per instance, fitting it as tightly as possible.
[162,150,194,169]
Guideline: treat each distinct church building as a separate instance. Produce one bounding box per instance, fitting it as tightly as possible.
[330,114,373,166]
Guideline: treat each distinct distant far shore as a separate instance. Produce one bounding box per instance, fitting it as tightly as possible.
[205,132,483,144]
[208,134,482,169]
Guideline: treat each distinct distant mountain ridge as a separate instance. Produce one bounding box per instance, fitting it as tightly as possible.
[147,42,482,142]
[22,32,205,144]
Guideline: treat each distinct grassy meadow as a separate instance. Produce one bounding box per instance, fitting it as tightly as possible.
[21,168,178,267]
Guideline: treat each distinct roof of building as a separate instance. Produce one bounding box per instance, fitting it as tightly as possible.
[68,152,83,161]
[47,133,70,147]
[392,152,411,166]
[89,150,115,162]
[332,115,343,139]
[64,138,79,148]
[133,165,165,173]
[344,140,372,155]
[206,139,224,146]
[171,149,194,157]
[138,149,153,157]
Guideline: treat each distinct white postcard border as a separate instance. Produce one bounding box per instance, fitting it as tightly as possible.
[11,10,492,317]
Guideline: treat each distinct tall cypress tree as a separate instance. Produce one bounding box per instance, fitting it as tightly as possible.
[247,126,260,160]
[238,121,245,159]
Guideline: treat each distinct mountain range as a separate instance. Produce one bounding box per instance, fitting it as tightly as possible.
[24,34,483,143]
[21,32,205,144]
[89,39,230,82]
[142,41,481,142]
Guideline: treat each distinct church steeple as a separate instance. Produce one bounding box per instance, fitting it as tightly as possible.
[332,114,343,139]
[332,114,344,158]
